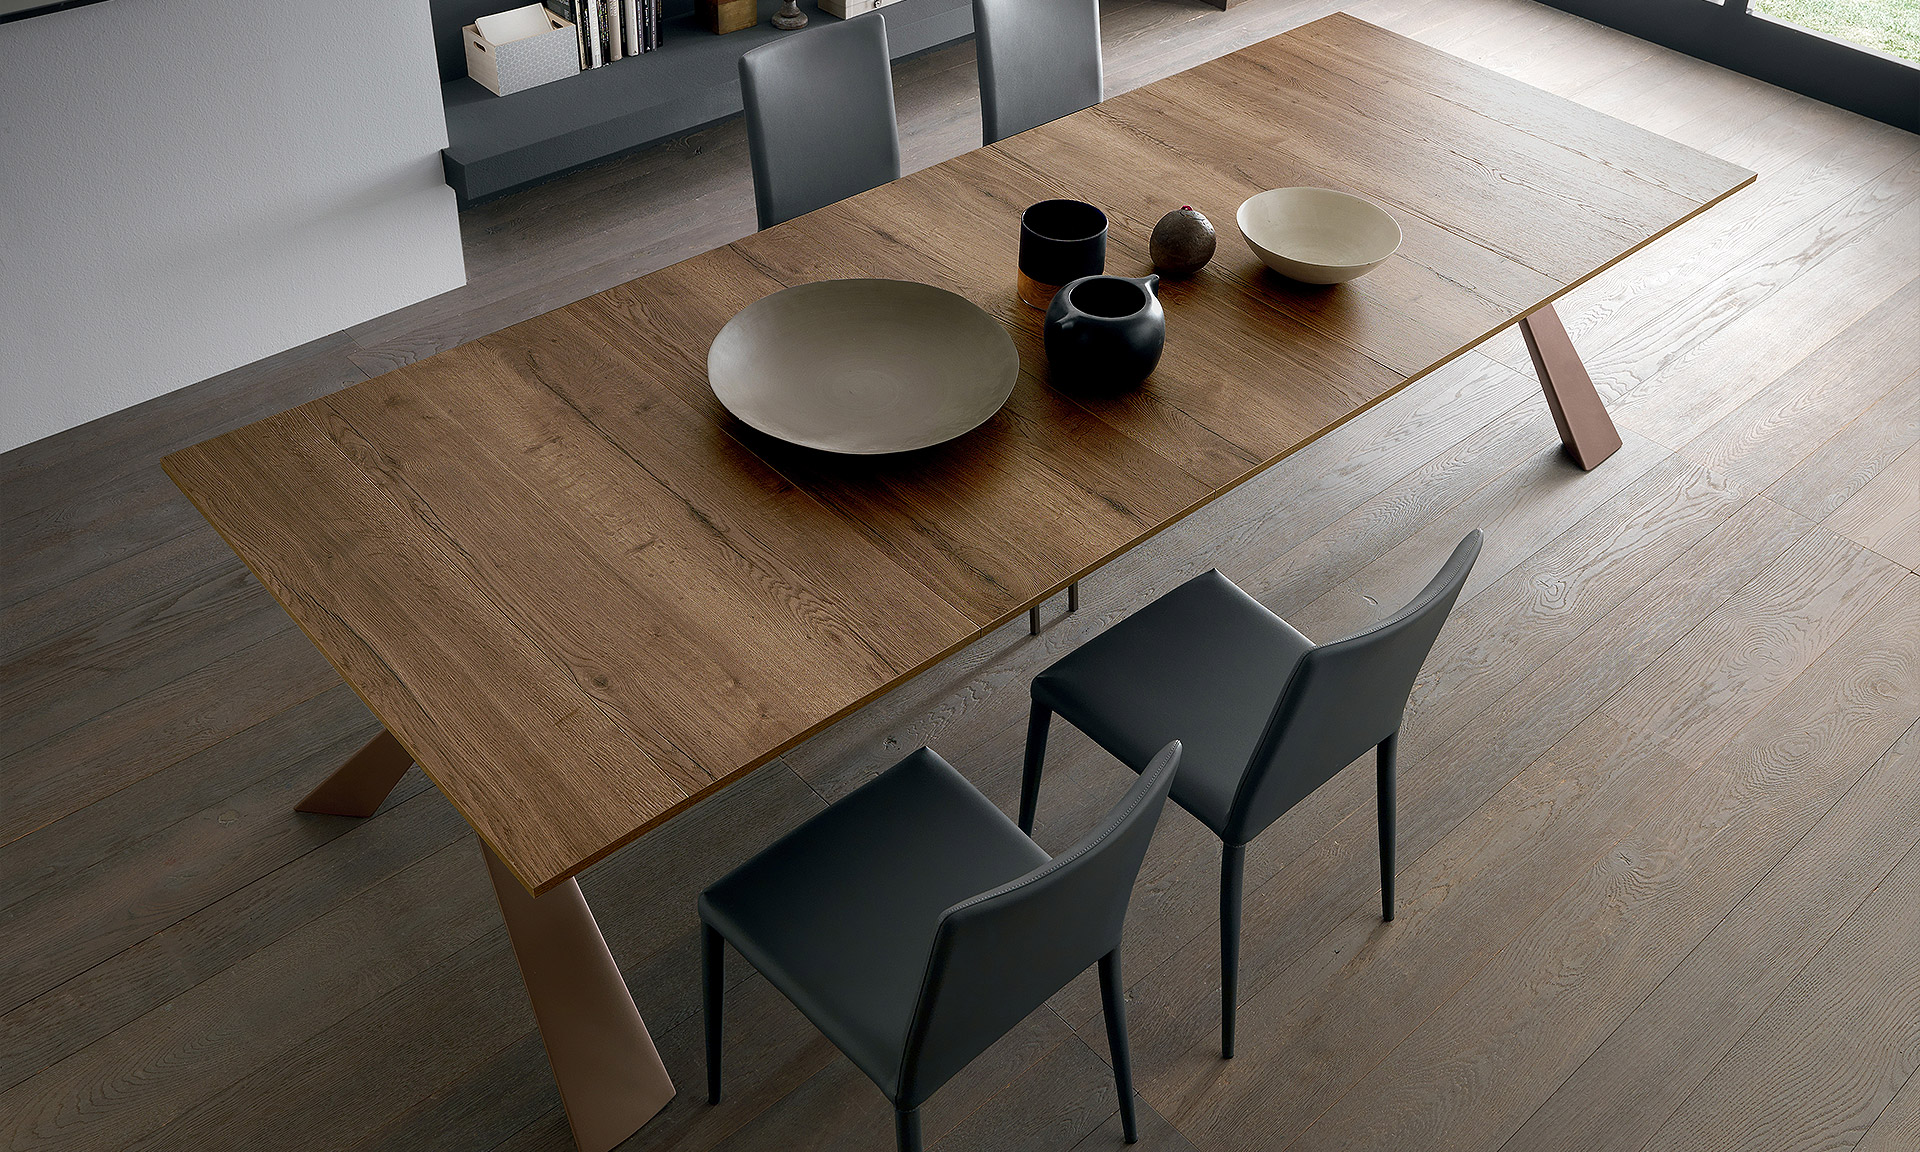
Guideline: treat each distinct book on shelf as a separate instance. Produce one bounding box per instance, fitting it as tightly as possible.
[534,0,657,70]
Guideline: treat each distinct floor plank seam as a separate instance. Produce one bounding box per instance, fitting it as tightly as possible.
[1647,830,1920,1152]
[0,627,340,849]
[0,610,303,775]
[0,512,206,618]
[1861,1054,1920,1147]
[0,784,456,1072]
[936,1028,1083,1149]
[0,689,378,915]
[1492,710,1920,1152]
[99,834,507,1152]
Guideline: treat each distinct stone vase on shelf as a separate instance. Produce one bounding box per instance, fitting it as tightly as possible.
[772,0,807,29]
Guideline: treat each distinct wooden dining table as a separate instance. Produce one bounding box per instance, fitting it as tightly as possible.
[162,13,1753,1151]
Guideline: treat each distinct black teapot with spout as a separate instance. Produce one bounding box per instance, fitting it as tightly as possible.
[1042,274,1165,389]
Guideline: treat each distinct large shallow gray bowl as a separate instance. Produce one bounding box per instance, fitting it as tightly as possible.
[708,279,1019,454]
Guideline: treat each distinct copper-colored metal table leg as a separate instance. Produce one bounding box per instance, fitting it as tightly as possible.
[1518,302,1622,471]
[295,729,414,817]
[484,845,676,1152]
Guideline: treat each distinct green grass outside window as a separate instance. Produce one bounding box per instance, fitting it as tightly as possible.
[1754,0,1920,62]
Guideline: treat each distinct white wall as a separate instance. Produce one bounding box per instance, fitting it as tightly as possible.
[0,0,466,454]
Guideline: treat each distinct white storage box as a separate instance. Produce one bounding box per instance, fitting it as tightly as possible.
[465,8,580,97]
[821,0,905,18]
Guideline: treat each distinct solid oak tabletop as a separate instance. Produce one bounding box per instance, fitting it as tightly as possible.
[164,13,1754,895]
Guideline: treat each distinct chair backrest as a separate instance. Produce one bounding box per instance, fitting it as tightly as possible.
[895,739,1181,1107]
[1225,531,1482,845]
[973,0,1103,145]
[739,15,903,230]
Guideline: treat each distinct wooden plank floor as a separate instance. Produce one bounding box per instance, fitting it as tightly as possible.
[1,1,1915,1149]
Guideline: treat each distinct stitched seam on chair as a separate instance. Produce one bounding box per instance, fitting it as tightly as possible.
[1225,541,1475,839]
[1229,660,1309,842]
[949,743,1176,914]
[893,743,1178,1098]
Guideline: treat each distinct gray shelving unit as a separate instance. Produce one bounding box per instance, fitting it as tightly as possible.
[432,0,974,205]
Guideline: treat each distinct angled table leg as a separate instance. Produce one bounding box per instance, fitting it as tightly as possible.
[295,729,414,817]
[1517,302,1622,471]
[484,845,676,1152]
[299,731,676,1149]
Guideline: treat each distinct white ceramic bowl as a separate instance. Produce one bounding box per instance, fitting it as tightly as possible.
[1236,187,1402,284]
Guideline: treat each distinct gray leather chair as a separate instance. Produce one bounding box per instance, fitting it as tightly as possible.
[701,740,1183,1151]
[739,15,903,229]
[1019,531,1482,1057]
[974,0,1103,144]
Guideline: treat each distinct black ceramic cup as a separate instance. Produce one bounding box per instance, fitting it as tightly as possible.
[1018,199,1108,309]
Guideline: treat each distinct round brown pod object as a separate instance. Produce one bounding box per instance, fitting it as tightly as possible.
[1150,206,1217,277]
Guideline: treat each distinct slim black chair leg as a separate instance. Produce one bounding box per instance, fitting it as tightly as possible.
[1378,732,1397,922]
[702,921,724,1104]
[895,1105,923,1152]
[1099,949,1140,1143]
[1220,842,1245,1059]
[1030,604,1041,635]
[1018,700,1052,834]
[1068,580,1081,612]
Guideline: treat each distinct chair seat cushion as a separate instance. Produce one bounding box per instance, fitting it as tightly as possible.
[1033,570,1312,839]
[698,748,1048,1099]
